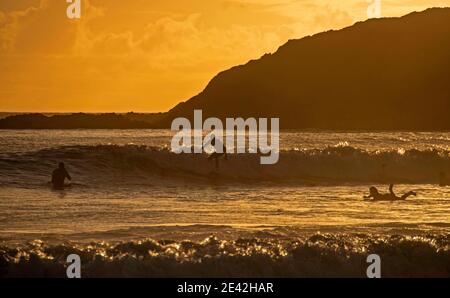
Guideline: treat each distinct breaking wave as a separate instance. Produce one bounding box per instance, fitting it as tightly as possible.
[0,144,449,185]
[1,233,449,277]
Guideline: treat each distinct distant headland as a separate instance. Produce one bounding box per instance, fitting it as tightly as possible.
[0,113,164,129]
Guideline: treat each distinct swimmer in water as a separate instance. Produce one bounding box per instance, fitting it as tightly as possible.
[364,184,416,201]
[51,162,72,190]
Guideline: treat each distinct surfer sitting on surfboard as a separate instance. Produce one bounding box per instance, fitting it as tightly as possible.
[364,184,416,201]
[51,162,72,189]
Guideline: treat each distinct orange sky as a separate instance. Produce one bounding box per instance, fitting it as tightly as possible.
[1,0,449,112]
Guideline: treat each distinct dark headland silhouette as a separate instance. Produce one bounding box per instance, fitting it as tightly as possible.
[1,8,449,130]
[159,8,450,130]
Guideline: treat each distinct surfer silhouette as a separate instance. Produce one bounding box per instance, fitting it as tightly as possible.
[206,134,227,170]
[51,162,72,189]
[364,184,416,201]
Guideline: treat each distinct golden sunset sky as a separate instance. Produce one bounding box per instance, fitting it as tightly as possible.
[1,0,449,112]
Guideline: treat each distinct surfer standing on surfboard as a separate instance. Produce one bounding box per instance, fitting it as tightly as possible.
[51,162,72,190]
[364,184,416,201]
[205,134,228,170]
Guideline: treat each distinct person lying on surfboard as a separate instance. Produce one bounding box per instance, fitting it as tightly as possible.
[364,184,416,201]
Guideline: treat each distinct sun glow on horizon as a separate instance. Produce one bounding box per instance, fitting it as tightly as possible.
[1,0,450,113]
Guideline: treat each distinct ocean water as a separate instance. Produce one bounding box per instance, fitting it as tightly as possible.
[0,130,449,277]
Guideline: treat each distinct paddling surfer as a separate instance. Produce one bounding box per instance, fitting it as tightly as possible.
[364,184,416,201]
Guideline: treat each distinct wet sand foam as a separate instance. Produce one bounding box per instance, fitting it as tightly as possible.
[1,233,449,277]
